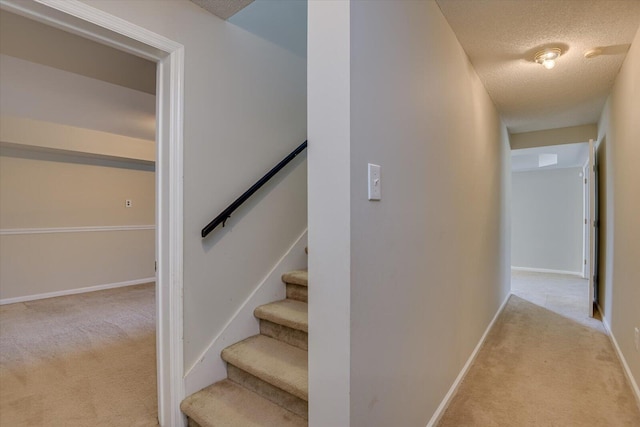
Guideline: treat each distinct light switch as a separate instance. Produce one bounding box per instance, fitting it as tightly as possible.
[368,163,381,201]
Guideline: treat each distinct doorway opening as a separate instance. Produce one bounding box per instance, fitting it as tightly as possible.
[0,8,157,426]
[0,0,184,425]
[510,141,599,322]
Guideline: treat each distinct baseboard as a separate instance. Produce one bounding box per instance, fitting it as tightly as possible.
[184,229,308,396]
[426,292,511,427]
[0,277,155,305]
[511,266,583,277]
[599,309,640,410]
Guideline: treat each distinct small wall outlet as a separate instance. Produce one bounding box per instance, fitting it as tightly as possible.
[635,327,640,352]
[125,199,132,208]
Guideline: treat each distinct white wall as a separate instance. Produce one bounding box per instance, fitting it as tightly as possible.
[308,1,352,425]
[1,116,155,163]
[228,0,307,58]
[0,54,155,141]
[79,0,308,372]
[511,167,584,274]
[597,26,640,397]
[510,124,597,150]
[309,1,510,425]
[0,9,156,94]
[0,50,157,303]
[0,148,155,302]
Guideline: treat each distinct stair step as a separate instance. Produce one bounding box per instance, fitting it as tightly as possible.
[282,270,308,287]
[255,299,308,332]
[255,299,308,349]
[227,364,308,419]
[286,284,307,303]
[283,270,308,302]
[180,379,306,427]
[221,335,308,402]
[260,319,308,350]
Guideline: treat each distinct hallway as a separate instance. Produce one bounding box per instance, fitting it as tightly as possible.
[438,272,640,426]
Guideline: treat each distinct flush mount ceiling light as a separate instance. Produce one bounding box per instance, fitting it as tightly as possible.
[534,48,562,70]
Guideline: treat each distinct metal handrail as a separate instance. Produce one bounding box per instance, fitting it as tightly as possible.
[201,140,307,238]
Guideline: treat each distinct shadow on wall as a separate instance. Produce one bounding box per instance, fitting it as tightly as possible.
[228,0,307,58]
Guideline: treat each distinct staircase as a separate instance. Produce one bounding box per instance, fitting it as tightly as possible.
[181,266,309,426]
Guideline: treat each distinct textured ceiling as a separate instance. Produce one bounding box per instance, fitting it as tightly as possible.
[436,0,640,133]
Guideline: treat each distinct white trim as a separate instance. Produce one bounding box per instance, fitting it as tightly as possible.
[164,46,186,427]
[511,266,583,277]
[582,161,589,279]
[0,225,155,235]
[0,277,155,305]
[164,43,186,427]
[599,312,640,410]
[587,138,595,318]
[0,1,186,425]
[426,293,511,427]
[184,230,308,395]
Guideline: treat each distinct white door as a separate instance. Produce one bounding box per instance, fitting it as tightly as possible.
[588,139,596,317]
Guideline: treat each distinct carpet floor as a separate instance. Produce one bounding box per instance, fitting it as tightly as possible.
[0,283,158,427]
[438,271,640,426]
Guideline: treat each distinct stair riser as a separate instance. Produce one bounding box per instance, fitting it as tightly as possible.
[260,319,308,350]
[286,284,307,302]
[227,364,308,420]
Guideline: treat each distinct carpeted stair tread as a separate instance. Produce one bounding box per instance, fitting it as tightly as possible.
[180,379,306,427]
[282,270,308,287]
[221,335,308,401]
[254,299,308,333]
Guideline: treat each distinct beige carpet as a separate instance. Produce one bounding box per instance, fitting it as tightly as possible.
[511,270,603,329]
[0,283,158,427]
[438,271,640,426]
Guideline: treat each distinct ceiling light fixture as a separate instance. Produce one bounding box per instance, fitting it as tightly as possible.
[534,48,562,70]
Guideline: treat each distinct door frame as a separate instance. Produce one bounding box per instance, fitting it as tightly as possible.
[582,139,597,317]
[588,138,596,317]
[582,160,589,279]
[0,0,186,425]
